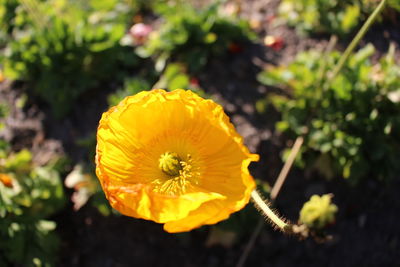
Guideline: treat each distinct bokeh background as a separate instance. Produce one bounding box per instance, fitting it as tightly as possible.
[1,0,400,266]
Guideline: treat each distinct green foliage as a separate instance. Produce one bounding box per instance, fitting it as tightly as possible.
[0,146,65,266]
[388,0,400,11]
[136,2,255,73]
[0,102,9,130]
[108,63,208,108]
[0,0,19,44]
[154,63,207,97]
[158,63,190,90]
[3,0,139,117]
[258,44,400,182]
[107,76,153,106]
[279,0,400,36]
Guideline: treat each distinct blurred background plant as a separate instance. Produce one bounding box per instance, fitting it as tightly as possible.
[257,43,400,183]
[134,1,255,73]
[1,0,143,117]
[0,142,65,266]
[0,0,247,118]
[278,0,400,36]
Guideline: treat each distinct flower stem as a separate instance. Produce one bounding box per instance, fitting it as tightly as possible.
[270,136,304,200]
[328,0,387,83]
[251,190,290,232]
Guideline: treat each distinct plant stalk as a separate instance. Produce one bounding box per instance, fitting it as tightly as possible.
[251,190,289,231]
[270,136,304,200]
[328,0,387,83]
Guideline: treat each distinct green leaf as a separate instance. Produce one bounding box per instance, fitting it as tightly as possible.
[341,4,360,33]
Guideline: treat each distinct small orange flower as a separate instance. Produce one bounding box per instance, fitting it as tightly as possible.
[0,173,13,188]
[95,89,258,233]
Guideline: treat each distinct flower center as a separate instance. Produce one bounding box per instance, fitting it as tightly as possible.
[159,152,183,177]
[154,152,200,196]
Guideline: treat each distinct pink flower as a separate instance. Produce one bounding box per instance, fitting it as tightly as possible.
[129,23,152,44]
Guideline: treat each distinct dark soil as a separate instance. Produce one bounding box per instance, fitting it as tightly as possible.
[2,0,400,266]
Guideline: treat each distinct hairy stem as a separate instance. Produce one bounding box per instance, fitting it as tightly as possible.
[251,190,290,231]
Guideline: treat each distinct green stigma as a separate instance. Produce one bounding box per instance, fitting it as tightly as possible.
[159,152,183,177]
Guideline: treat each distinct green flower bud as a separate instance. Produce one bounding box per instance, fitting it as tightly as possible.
[299,194,338,229]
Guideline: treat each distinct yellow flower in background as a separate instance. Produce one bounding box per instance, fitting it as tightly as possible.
[96,89,258,233]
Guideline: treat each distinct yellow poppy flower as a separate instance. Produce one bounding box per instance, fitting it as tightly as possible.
[95,89,258,233]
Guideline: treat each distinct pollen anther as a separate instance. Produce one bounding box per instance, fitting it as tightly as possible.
[159,152,183,176]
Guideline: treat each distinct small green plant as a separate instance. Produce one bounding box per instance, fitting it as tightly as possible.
[258,43,400,182]
[279,0,400,36]
[153,63,207,97]
[136,2,255,73]
[0,145,65,266]
[0,0,19,45]
[3,0,139,117]
[107,76,153,106]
